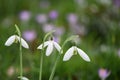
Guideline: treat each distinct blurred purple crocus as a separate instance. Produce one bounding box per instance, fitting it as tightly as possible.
[49,10,58,20]
[67,13,78,25]
[36,14,48,24]
[54,27,64,36]
[98,68,111,80]
[43,24,55,32]
[113,0,120,7]
[19,11,31,21]
[23,30,37,42]
[53,36,60,43]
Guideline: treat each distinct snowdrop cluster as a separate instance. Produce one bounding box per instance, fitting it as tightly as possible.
[4,24,90,80]
[37,39,90,62]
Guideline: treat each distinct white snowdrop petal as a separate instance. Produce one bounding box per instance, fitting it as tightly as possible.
[21,77,29,80]
[17,36,29,49]
[77,48,90,62]
[5,35,16,46]
[63,46,74,61]
[53,41,61,52]
[37,41,50,49]
[46,42,53,56]
[21,38,29,49]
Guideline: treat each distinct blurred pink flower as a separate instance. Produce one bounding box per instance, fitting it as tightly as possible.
[19,11,31,21]
[7,66,15,77]
[36,14,48,24]
[113,0,120,7]
[43,24,64,36]
[43,24,55,32]
[49,10,58,20]
[67,13,78,25]
[54,27,64,36]
[23,30,37,42]
[70,24,87,36]
[98,68,111,80]
[53,36,60,43]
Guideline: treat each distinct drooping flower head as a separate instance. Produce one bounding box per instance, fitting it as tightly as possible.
[5,24,29,48]
[37,40,61,56]
[63,46,90,62]
[5,35,29,49]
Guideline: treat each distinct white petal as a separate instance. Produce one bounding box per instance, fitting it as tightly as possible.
[37,41,50,49]
[53,41,61,53]
[5,35,16,46]
[63,46,74,61]
[21,77,29,80]
[46,42,53,56]
[77,47,90,62]
[17,36,29,49]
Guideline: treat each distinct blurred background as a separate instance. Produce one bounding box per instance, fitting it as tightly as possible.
[0,0,120,80]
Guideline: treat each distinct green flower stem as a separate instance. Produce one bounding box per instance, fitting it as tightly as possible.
[15,24,23,80]
[49,35,79,80]
[49,54,61,80]
[39,30,55,80]
[19,36,23,80]
[39,50,43,80]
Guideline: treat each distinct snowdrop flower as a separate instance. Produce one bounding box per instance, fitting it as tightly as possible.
[63,46,90,62]
[37,40,61,56]
[98,68,111,80]
[5,35,29,49]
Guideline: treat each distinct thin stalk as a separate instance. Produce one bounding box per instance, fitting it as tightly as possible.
[19,36,23,80]
[15,24,23,80]
[49,35,78,80]
[39,30,55,80]
[39,50,43,80]
[49,43,65,80]
[49,54,61,80]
